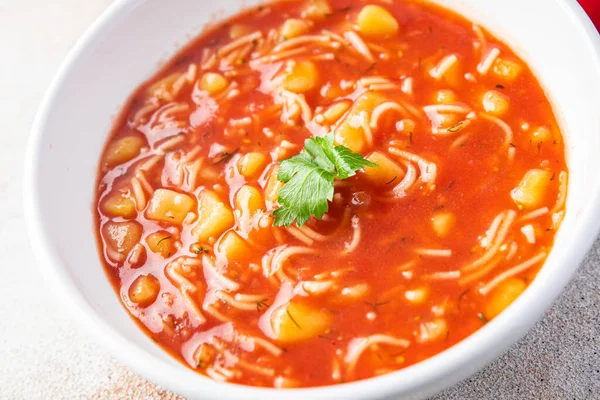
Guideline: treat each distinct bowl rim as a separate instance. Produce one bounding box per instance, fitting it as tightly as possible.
[23,0,600,399]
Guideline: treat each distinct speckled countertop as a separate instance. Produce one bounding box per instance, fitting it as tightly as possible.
[2,1,599,399]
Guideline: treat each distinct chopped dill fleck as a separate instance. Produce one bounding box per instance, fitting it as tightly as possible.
[213,148,240,164]
[477,312,489,323]
[365,301,390,311]
[550,172,556,181]
[256,298,270,312]
[496,84,505,89]
[286,309,302,329]
[447,121,464,133]
[509,142,516,148]
[409,131,413,144]
[537,141,542,153]
[386,175,398,185]
[156,236,172,246]
[445,180,456,190]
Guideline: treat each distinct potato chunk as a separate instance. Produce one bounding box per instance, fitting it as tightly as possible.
[238,152,268,179]
[104,136,145,168]
[101,191,137,219]
[280,18,312,39]
[264,165,284,205]
[192,190,234,242]
[431,211,456,237]
[510,169,553,209]
[484,277,526,319]
[103,221,143,261]
[531,126,553,143]
[235,185,264,217]
[482,90,510,115]
[282,61,319,93]
[335,92,385,153]
[199,72,229,95]
[271,301,331,342]
[217,231,250,262]
[356,5,399,38]
[416,318,448,343]
[362,151,405,186]
[128,274,160,307]
[229,23,251,40]
[491,57,522,81]
[146,189,195,224]
[146,231,176,258]
[301,0,332,20]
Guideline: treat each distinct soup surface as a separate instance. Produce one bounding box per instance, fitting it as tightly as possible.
[95,0,567,388]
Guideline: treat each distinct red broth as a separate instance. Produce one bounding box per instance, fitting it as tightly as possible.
[95,0,567,388]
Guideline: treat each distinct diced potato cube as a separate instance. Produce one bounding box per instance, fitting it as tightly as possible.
[323,100,351,123]
[362,151,405,186]
[264,165,284,205]
[274,377,300,388]
[282,61,319,93]
[404,286,430,305]
[491,57,522,81]
[101,191,137,219]
[531,126,553,142]
[431,211,456,237]
[416,318,448,343]
[333,283,370,304]
[146,231,176,258]
[335,92,385,153]
[235,185,264,216]
[510,169,553,209]
[103,221,143,260]
[356,5,399,38]
[104,136,146,168]
[128,274,160,307]
[229,23,251,40]
[434,89,458,104]
[484,277,526,319]
[238,152,268,179]
[482,90,510,115]
[199,72,229,95]
[301,0,332,20]
[280,18,312,39]
[271,301,331,342]
[217,231,250,262]
[146,189,195,224]
[192,190,234,242]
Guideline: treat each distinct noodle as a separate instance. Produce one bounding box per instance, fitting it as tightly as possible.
[479,252,547,295]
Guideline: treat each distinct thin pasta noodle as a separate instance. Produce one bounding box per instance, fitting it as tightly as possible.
[462,210,517,272]
[423,270,461,280]
[344,31,374,62]
[344,335,410,376]
[341,216,361,255]
[519,207,549,222]
[477,47,501,75]
[370,101,407,129]
[479,252,547,295]
[130,177,147,211]
[415,248,453,257]
[479,112,513,149]
[285,225,315,245]
[429,54,458,79]
[551,171,568,214]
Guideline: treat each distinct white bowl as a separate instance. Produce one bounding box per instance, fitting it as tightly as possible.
[24,0,600,399]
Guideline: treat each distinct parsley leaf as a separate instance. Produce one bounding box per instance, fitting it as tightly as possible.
[273,133,377,227]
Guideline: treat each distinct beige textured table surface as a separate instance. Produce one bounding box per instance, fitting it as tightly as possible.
[2,1,599,399]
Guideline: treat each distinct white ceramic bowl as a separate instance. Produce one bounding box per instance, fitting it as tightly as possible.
[24,0,600,399]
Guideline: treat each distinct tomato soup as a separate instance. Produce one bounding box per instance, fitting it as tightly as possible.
[95,0,567,388]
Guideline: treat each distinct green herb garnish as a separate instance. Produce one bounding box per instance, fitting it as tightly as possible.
[273,132,377,227]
